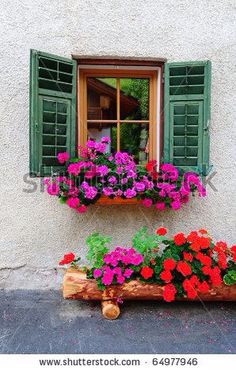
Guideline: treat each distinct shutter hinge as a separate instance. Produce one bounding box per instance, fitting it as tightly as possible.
[204,119,210,131]
[35,121,39,132]
[162,73,165,84]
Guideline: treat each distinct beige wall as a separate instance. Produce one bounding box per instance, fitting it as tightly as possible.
[0,0,235,289]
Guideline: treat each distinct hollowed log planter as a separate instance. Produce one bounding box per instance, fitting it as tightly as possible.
[63,269,236,320]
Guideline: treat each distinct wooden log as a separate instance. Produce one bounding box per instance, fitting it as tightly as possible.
[101,300,120,320]
[63,269,236,302]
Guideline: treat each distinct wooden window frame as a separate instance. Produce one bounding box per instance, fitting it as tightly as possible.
[77,63,163,167]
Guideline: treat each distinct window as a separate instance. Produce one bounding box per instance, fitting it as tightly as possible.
[29,50,211,177]
[79,69,159,165]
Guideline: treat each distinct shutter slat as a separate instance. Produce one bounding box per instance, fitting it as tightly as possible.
[30,50,76,176]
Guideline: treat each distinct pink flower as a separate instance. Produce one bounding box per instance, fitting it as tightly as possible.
[101,136,111,144]
[57,152,69,164]
[76,205,87,213]
[142,198,153,208]
[103,187,113,196]
[94,142,106,153]
[66,197,80,208]
[47,183,59,196]
[93,269,102,278]
[108,176,117,185]
[67,163,80,176]
[101,270,114,285]
[117,275,125,284]
[155,202,165,211]
[86,139,95,149]
[115,189,123,197]
[124,188,137,198]
[134,182,146,192]
[43,177,50,185]
[97,165,109,176]
[170,199,181,210]
[84,186,97,200]
[123,268,133,278]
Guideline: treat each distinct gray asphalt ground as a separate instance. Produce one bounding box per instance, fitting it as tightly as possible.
[0,290,235,354]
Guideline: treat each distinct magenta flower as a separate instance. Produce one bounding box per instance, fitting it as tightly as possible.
[84,186,97,200]
[142,198,153,208]
[67,163,81,176]
[170,199,181,210]
[123,268,133,278]
[103,187,114,196]
[93,269,102,278]
[66,197,80,208]
[76,204,87,213]
[47,183,59,196]
[155,201,165,211]
[108,176,117,185]
[134,182,146,192]
[101,136,111,144]
[57,152,69,164]
[101,270,114,285]
[94,142,106,153]
[117,275,125,284]
[97,165,109,176]
[86,139,96,149]
[124,188,137,198]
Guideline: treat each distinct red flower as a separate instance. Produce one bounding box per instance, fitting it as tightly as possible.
[174,233,186,246]
[186,288,197,299]
[209,266,222,287]
[140,266,153,280]
[59,253,75,265]
[201,266,211,275]
[163,284,177,302]
[189,241,201,252]
[190,275,199,286]
[195,252,212,267]
[198,229,208,234]
[197,281,209,293]
[187,231,198,243]
[160,270,173,283]
[217,252,227,269]
[183,252,193,262]
[156,227,167,236]
[146,160,157,172]
[199,237,211,249]
[176,261,192,276]
[215,241,227,251]
[182,279,197,299]
[163,258,176,270]
[231,245,236,253]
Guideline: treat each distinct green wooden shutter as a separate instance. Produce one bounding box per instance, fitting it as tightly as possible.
[164,61,211,175]
[30,50,76,176]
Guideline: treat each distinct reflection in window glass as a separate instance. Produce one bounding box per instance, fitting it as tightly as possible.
[87,122,117,153]
[120,78,149,121]
[120,123,149,164]
[87,78,117,120]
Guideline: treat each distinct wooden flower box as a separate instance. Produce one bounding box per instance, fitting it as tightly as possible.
[63,269,236,320]
[95,195,139,205]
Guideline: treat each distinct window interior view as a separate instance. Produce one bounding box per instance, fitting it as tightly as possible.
[86,76,150,164]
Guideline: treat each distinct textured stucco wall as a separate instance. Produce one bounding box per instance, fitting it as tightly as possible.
[0,0,235,289]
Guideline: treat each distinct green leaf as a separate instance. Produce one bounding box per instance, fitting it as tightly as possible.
[223,274,235,286]
[86,232,111,268]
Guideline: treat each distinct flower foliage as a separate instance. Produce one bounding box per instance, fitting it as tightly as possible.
[45,138,206,213]
[59,227,236,300]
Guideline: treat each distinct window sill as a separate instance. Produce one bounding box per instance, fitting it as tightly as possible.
[95,195,139,205]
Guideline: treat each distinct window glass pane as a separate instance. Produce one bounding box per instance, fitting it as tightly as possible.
[120,123,149,164]
[87,122,117,153]
[87,78,117,120]
[120,78,149,120]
